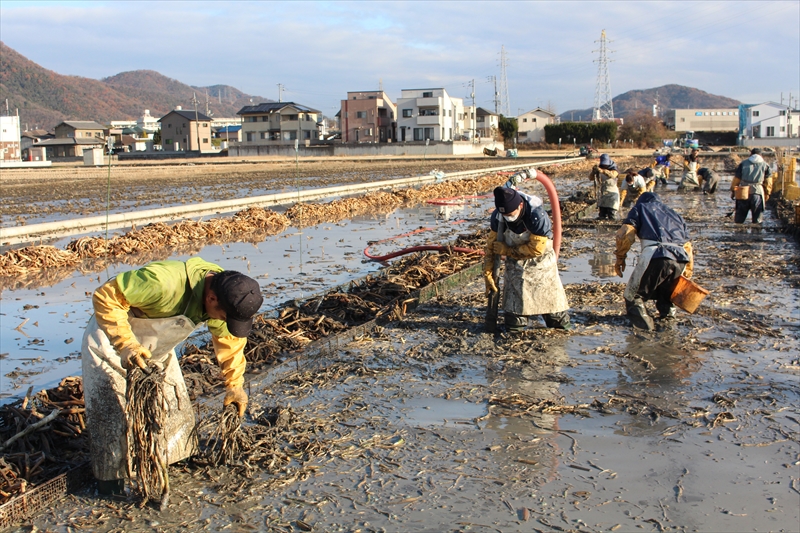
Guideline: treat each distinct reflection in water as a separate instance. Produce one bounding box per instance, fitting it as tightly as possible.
[589,251,617,278]
[483,340,571,485]
[612,332,702,436]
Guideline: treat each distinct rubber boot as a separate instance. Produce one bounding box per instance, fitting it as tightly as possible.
[543,312,572,330]
[97,478,125,496]
[625,298,654,331]
[657,303,677,320]
[504,313,527,332]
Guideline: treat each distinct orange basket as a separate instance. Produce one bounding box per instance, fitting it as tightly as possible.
[734,186,749,200]
[670,275,709,314]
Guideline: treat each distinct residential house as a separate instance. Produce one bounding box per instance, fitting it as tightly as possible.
[214,125,242,144]
[340,91,396,143]
[237,102,321,144]
[54,121,106,140]
[739,102,793,139]
[668,108,739,132]
[35,120,106,158]
[395,88,468,142]
[517,108,556,143]
[159,107,213,152]
[20,129,53,161]
[788,109,800,138]
[0,115,22,161]
[475,107,498,139]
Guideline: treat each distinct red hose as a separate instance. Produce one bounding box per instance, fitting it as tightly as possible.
[363,220,483,261]
[364,244,484,261]
[534,171,561,258]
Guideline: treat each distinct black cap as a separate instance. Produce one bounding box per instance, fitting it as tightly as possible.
[751,147,762,155]
[494,187,522,214]
[209,271,263,337]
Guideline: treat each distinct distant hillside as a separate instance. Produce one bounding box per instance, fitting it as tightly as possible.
[559,84,741,122]
[0,41,271,130]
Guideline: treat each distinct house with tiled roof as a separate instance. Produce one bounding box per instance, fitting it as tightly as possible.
[54,121,106,140]
[237,102,320,144]
[159,107,212,152]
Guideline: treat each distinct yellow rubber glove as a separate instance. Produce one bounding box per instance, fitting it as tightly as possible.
[730,176,741,199]
[492,241,513,256]
[120,343,152,370]
[483,230,499,296]
[615,224,636,259]
[93,279,137,354]
[212,334,247,389]
[619,189,628,205]
[506,235,549,260]
[223,385,248,417]
[764,174,773,197]
[614,257,626,277]
[646,180,656,192]
[682,241,694,279]
[483,270,498,296]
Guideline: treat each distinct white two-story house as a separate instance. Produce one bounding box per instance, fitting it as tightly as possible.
[740,101,792,139]
[395,88,469,142]
[517,108,556,143]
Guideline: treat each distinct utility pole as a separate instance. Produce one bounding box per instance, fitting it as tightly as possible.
[593,30,614,121]
[498,45,511,117]
[191,92,201,152]
[487,76,498,114]
[277,84,284,103]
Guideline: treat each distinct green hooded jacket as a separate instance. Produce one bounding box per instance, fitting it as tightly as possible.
[114,257,230,337]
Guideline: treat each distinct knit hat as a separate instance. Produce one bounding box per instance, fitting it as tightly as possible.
[493,187,522,214]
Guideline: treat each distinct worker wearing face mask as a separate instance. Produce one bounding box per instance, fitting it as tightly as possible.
[483,187,571,331]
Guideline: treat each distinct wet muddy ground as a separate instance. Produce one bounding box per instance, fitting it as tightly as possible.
[3,155,799,532]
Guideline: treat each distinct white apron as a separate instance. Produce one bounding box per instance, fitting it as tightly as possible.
[680,161,699,187]
[82,313,199,481]
[624,239,686,301]
[502,228,569,316]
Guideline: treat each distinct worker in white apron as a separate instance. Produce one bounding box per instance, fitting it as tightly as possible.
[81,258,262,494]
[614,193,694,331]
[483,187,571,331]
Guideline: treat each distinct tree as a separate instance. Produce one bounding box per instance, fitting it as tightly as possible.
[617,110,669,148]
[153,128,161,145]
[497,115,518,144]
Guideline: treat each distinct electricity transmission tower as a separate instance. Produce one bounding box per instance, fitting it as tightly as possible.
[593,30,614,121]
[498,45,511,117]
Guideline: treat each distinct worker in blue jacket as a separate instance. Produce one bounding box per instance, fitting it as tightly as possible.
[614,193,695,330]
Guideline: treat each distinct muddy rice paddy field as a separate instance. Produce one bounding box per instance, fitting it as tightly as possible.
[1,154,798,532]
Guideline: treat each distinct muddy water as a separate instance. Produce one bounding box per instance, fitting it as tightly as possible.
[7,167,800,532]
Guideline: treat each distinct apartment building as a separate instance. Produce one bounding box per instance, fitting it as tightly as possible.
[340,91,396,143]
[395,88,468,142]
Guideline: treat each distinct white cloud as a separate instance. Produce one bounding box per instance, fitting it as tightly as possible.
[1,0,797,116]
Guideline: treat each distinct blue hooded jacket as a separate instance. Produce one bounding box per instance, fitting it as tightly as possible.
[622,192,690,263]
[599,153,618,171]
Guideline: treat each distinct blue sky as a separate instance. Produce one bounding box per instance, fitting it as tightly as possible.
[2,0,798,118]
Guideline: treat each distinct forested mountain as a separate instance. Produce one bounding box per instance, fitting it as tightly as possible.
[0,41,269,130]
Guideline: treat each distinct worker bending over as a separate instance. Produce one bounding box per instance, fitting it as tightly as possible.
[731,147,773,224]
[81,257,263,494]
[697,168,720,195]
[591,153,620,220]
[620,168,656,208]
[652,153,671,186]
[678,149,701,191]
[614,193,694,331]
[483,187,571,331]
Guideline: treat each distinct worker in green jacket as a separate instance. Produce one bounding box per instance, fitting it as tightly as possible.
[81,257,263,494]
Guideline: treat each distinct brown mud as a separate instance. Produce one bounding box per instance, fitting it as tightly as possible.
[3,154,799,532]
